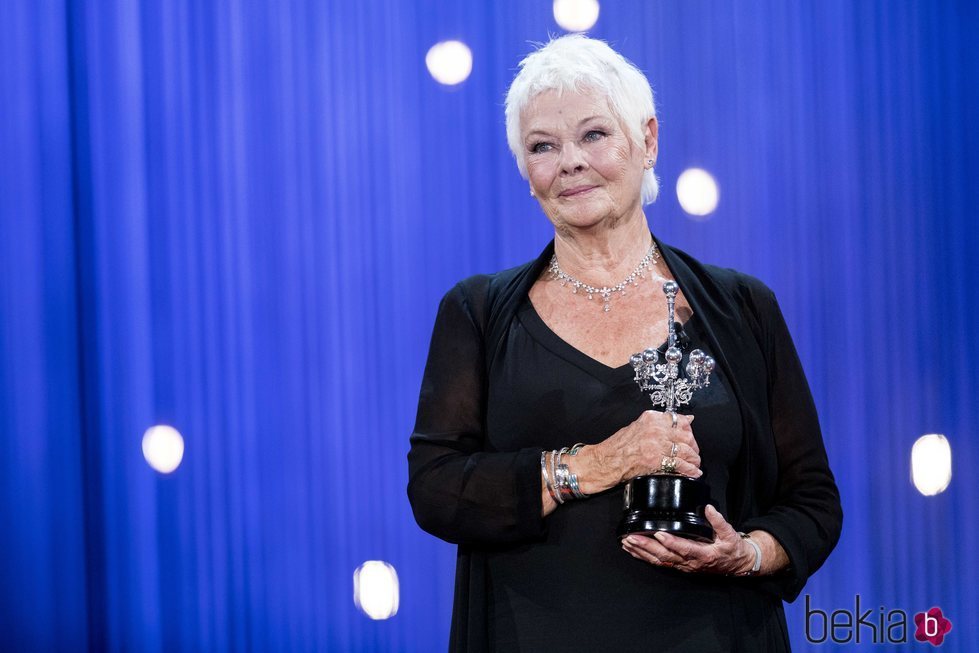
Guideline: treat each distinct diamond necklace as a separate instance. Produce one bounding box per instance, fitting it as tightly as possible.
[547,243,662,313]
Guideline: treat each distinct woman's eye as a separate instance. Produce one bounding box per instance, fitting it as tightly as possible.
[584,130,606,142]
[531,142,553,154]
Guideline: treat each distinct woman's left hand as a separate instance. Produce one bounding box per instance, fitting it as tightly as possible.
[621,505,754,575]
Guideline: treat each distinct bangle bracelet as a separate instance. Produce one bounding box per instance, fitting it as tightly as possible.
[555,463,575,502]
[548,446,591,505]
[558,446,589,500]
[541,450,559,503]
[737,532,762,576]
[550,450,564,504]
[555,448,573,502]
[568,471,586,499]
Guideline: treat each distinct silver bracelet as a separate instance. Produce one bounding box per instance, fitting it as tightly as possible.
[555,464,575,502]
[568,471,586,499]
[549,449,564,504]
[541,450,559,503]
[555,446,588,500]
[546,445,592,506]
[568,443,588,497]
[737,532,762,576]
[555,448,575,502]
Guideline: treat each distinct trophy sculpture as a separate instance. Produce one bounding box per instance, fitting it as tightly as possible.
[617,281,717,542]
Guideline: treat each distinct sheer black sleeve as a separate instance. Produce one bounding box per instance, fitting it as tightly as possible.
[407,280,546,546]
[739,280,843,601]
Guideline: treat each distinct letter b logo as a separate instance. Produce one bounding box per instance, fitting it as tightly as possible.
[914,607,952,646]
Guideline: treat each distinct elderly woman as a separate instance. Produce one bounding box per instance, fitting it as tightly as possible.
[408,34,841,652]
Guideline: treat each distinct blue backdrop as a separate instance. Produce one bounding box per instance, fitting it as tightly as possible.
[1,0,977,651]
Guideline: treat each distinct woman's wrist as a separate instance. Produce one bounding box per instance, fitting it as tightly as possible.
[540,443,620,511]
[566,443,620,495]
[741,530,790,576]
[735,532,762,576]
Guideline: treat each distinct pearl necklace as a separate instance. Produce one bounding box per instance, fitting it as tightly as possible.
[548,244,662,313]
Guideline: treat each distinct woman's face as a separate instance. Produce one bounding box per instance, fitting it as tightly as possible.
[520,89,656,233]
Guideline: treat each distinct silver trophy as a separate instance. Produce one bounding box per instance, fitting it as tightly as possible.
[617,281,717,542]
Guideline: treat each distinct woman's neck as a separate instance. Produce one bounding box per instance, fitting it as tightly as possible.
[552,212,653,286]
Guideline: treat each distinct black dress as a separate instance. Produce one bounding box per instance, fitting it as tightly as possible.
[408,237,842,652]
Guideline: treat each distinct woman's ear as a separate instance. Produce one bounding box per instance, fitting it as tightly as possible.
[644,116,659,165]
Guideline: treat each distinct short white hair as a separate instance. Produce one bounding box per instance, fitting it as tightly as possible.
[504,34,659,204]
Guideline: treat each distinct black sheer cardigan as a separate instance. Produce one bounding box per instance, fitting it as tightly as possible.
[407,235,843,650]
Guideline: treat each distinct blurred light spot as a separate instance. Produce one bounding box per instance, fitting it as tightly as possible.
[426,41,473,86]
[911,433,952,496]
[354,560,399,620]
[142,425,185,474]
[676,167,720,218]
[553,0,600,32]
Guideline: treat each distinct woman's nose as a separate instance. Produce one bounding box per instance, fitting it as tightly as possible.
[559,143,587,174]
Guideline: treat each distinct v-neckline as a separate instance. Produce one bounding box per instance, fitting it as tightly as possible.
[517,298,695,387]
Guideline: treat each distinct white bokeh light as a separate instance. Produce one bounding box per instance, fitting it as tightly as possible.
[142,425,185,474]
[911,433,952,496]
[676,167,720,218]
[553,0,600,32]
[354,560,400,620]
[425,40,473,86]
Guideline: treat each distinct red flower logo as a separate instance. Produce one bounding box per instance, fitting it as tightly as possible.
[914,607,952,646]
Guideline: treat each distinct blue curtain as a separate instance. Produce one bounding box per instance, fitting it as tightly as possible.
[1,1,976,651]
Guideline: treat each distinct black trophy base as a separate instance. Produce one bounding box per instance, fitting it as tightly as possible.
[617,474,714,543]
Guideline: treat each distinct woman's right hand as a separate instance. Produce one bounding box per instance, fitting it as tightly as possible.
[584,410,702,493]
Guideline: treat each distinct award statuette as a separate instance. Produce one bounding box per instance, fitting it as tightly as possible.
[617,281,717,543]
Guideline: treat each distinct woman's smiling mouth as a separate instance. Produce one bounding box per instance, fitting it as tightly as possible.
[559,185,598,197]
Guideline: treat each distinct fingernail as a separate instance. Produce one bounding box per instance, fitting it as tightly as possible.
[625,536,639,545]
[653,532,665,542]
